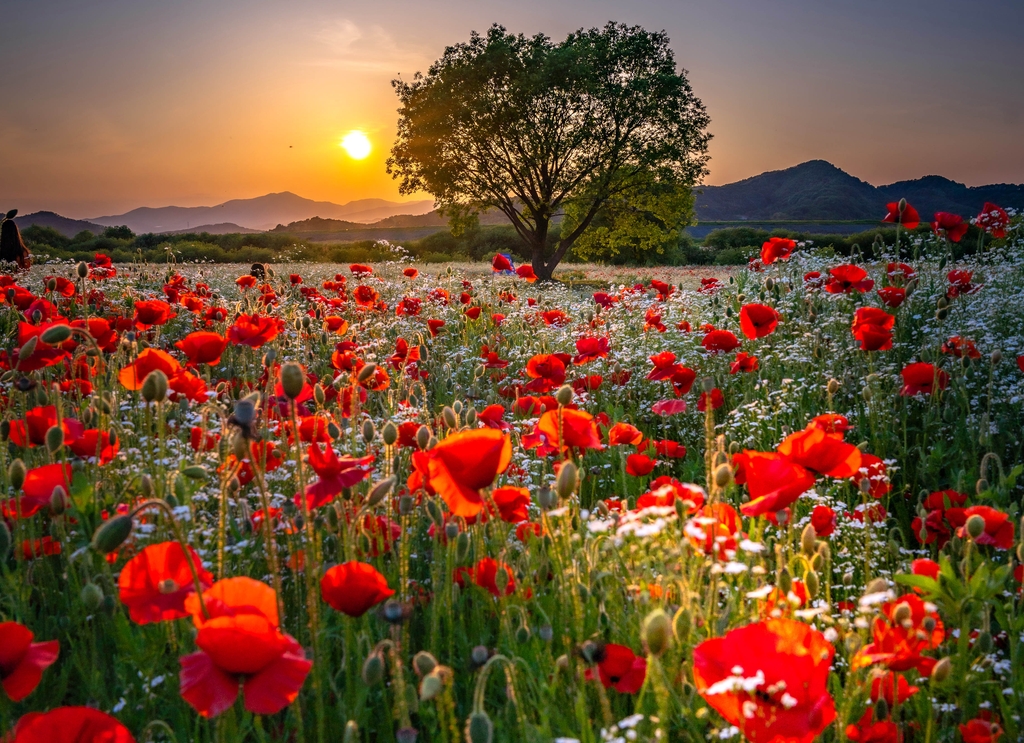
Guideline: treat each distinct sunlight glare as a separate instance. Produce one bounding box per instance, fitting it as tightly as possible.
[341,131,372,160]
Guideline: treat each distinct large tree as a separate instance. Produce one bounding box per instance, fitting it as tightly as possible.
[387,22,711,281]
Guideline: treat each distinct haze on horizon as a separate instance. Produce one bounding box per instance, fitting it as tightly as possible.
[3,0,1023,219]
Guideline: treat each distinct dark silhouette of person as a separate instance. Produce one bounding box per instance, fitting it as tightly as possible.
[0,212,31,270]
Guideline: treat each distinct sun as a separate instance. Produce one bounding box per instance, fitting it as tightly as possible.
[340,130,372,160]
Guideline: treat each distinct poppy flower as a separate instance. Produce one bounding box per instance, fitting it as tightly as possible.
[854,594,943,674]
[168,370,209,403]
[533,408,603,454]
[653,439,686,459]
[516,265,537,282]
[118,542,213,624]
[956,505,1013,548]
[637,477,705,511]
[173,331,228,366]
[853,453,890,500]
[959,718,1004,743]
[455,557,516,597]
[525,354,567,392]
[8,707,134,743]
[976,202,1009,238]
[684,502,740,559]
[899,362,949,396]
[226,314,284,348]
[410,429,511,517]
[777,424,862,478]
[349,264,373,277]
[699,277,722,294]
[320,561,394,617]
[7,406,79,449]
[730,352,758,374]
[697,388,724,411]
[825,264,874,294]
[652,399,687,416]
[299,444,374,510]
[646,351,678,381]
[941,336,981,360]
[69,429,120,464]
[13,322,70,371]
[803,271,823,288]
[133,299,174,329]
[118,348,181,391]
[0,622,59,702]
[587,643,647,694]
[693,618,836,743]
[810,504,836,537]
[876,286,906,308]
[946,269,979,298]
[236,275,257,289]
[625,453,656,477]
[851,307,894,352]
[489,486,531,523]
[3,463,72,520]
[931,212,968,242]
[491,254,513,272]
[844,709,899,743]
[607,422,643,446]
[180,577,311,718]
[761,237,796,265]
[910,558,940,581]
[573,336,609,364]
[402,267,418,279]
[733,451,816,517]
[702,329,740,353]
[882,201,920,229]
[739,304,779,339]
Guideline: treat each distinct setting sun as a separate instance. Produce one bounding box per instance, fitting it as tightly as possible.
[340,130,372,160]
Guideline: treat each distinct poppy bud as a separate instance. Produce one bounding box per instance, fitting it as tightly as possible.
[827,378,840,394]
[80,582,104,611]
[713,463,732,489]
[990,350,1002,365]
[865,577,888,595]
[367,476,396,507]
[455,532,470,561]
[537,486,557,510]
[362,651,384,685]
[935,308,948,321]
[466,712,493,743]
[637,610,670,659]
[965,514,986,540]
[231,432,249,460]
[399,494,414,516]
[40,324,73,345]
[263,348,277,366]
[357,363,377,384]
[515,624,531,644]
[77,261,89,278]
[328,422,342,439]
[413,650,437,678]
[976,630,993,652]
[764,278,775,291]
[182,465,209,480]
[279,363,306,400]
[892,601,912,626]
[554,385,573,406]
[442,406,457,430]
[0,420,8,441]
[800,524,817,556]
[416,425,431,450]
[470,645,490,667]
[44,424,65,454]
[672,607,691,642]
[50,486,67,515]
[842,572,854,586]
[444,521,459,540]
[0,521,10,559]
[382,599,406,624]
[538,624,553,642]
[778,567,793,594]
[976,478,989,495]
[19,336,38,360]
[343,721,359,743]
[9,458,27,491]
[701,376,715,393]
[805,570,819,599]
[555,462,578,499]
[312,383,325,407]
[874,697,889,722]
[493,567,509,595]
[419,671,444,701]
[92,514,133,554]
[931,657,952,683]
[141,369,168,403]
[378,422,398,447]
[898,198,907,213]
[360,419,376,443]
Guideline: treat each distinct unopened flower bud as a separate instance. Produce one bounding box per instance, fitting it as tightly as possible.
[367,476,396,507]
[381,421,398,446]
[805,570,819,599]
[465,711,493,743]
[362,651,384,685]
[642,609,672,657]
[892,602,912,625]
[357,363,377,384]
[442,406,457,430]
[470,645,490,667]
[714,463,733,489]
[313,383,326,406]
[990,350,1002,365]
[81,582,104,611]
[416,425,431,450]
[279,362,306,400]
[702,376,715,393]
[141,369,168,402]
[965,514,986,540]
[555,461,578,499]
[92,514,133,554]
[874,697,889,722]
[77,261,89,279]
[419,671,444,701]
[45,425,64,453]
[827,378,840,394]
[554,385,573,406]
[412,650,437,678]
[778,567,793,594]
[801,523,817,555]
[361,419,376,443]
[931,657,952,683]
[50,486,67,515]
[672,607,691,642]
[40,324,72,345]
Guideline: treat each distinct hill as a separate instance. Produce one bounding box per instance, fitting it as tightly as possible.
[89,193,435,233]
[164,223,262,235]
[14,211,110,238]
[695,160,1024,221]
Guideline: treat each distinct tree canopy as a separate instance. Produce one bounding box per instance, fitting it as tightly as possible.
[387,22,711,280]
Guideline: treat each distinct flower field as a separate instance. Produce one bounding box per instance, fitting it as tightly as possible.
[1,204,1023,743]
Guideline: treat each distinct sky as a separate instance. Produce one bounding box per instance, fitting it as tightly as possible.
[2,0,1023,218]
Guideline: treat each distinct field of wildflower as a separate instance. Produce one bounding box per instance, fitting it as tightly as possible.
[0,201,1022,743]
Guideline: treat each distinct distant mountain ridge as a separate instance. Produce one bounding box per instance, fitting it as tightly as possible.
[87,192,435,233]
[695,160,1024,221]
[13,211,109,237]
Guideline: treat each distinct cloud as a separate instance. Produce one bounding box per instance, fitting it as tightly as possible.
[310,18,428,74]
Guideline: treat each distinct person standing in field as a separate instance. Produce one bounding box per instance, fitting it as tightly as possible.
[0,211,31,270]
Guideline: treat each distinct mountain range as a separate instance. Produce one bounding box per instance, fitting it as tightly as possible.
[12,161,1024,239]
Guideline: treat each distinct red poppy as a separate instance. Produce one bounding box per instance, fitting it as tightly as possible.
[169,370,209,403]
[685,502,740,559]
[0,622,59,702]
[956,505,1014,549]
[637,476,705,511]
[410,429,511,517]
[976,202,1009,238]
[761,237,796,265]
[69,429,120,464]
[118,542,213,624]
[777,424,862,478]
[7,406,79,448]
[910,558,940,581]
[236,275,257,289]
[959,718,1004,743]
[730,351,758,374]
[349,264,373,277]
[653,439,686,459]
[854,593,943,674]
[299,444,374,510]
[133,299,174,329]
[607,422,643,446]
[739,304,779,339]
[477,404,509,430]
[8,707,134,743]
[941,336,981,359]
[693,618,836,743]
[455,557,516,597]
[931,212,968,242]
[402,267,418,278]
[697,388,724,411]
[3,463,72,520]
[180,577,311,717]
[489,486,531,523]
[190,427,219,452]
[876,286,906,308]
[573,336,609,364]
[625,453,656,477]
[871,672,918,705]
[899,362,949,396]
[702,329,740,353]
[646,351,678,381]
[14,322,70,371]
[825,264,874,294]
[652,399,687,416]
[118,348,181,390]
[946,269,980,298]
[320,561,394,617]
[844,709,899,743]
[226,314,284,348]
[516,265,537,282]
[525,354,567,392]
[174,331,228,366]
[733,451,816,517]
[587,643,647,694]
[810,504,836,537]
[882,201,920,229]
[851,307,894,352]
[491,254,513,272]
[532,408,603,454]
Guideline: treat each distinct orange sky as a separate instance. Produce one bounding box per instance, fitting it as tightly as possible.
[3,0,1022,218]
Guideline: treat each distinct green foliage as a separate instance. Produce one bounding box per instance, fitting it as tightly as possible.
[388,22,710,280]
